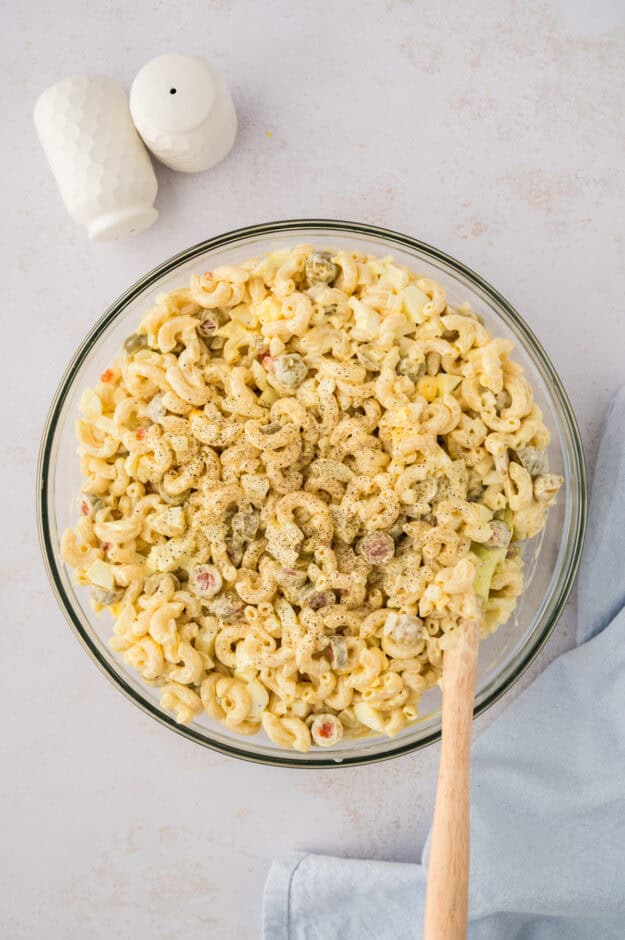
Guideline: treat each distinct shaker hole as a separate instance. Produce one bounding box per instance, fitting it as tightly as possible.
[170,88,177,95]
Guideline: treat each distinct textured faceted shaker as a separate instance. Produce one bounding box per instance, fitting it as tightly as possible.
[34,76,158,241]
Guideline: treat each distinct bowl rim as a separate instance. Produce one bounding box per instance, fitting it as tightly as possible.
[37,218,587,768]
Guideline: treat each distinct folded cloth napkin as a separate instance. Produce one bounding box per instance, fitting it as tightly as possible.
[264,387,625,940]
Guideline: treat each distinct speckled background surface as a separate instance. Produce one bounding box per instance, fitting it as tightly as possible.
[2,1,624,936]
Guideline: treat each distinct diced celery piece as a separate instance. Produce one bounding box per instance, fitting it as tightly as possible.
[472,544,506,601]
[497,508,515,532]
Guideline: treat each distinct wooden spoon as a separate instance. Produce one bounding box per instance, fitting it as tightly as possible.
[424,617,480,940]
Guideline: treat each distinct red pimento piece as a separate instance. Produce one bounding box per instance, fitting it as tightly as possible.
[318,721,334,739]
[255,347,270,361]
[101,542,110,552]
[309,591,331,611]
[197,571,215,592]
[80,500,90,516]
[136,428,146,441]
[100,369,114,383]
[261,356,273,371]
[199,317,218,336]
[359,532,395,566]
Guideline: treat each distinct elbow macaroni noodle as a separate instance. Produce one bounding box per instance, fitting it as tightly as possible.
[62,247,563,751]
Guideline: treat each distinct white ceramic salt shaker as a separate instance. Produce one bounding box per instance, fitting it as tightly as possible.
[33,76,158,241]
[130,54,237,173]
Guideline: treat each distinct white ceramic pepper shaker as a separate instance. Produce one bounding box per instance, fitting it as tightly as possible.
[130,54,237,173]
[33,76,158,241]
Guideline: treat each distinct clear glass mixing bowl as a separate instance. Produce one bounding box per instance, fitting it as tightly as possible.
[37,220,587,767]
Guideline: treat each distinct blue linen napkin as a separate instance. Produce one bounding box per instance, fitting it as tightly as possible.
[263,387,625,940]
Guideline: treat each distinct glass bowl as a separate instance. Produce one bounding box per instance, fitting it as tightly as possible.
[37,220,587,768]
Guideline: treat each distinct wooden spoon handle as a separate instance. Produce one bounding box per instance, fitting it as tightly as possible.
[424,618,480,940]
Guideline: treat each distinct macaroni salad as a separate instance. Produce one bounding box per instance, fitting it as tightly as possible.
[62,246,563,751]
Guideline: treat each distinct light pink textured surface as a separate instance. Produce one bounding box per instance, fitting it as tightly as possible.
[3,1,625,938]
